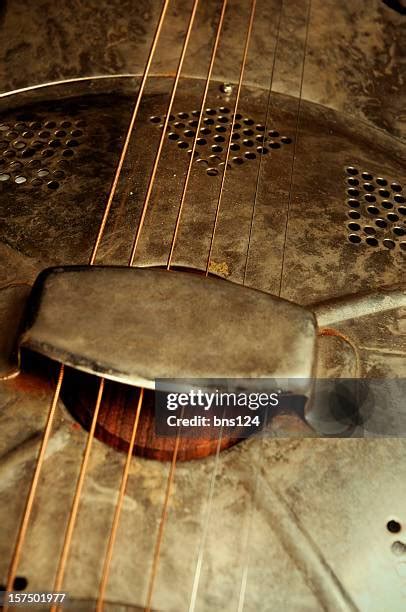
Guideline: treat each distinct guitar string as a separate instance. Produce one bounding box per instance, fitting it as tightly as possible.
[95,1,229,607]
[190,0,312,604]
[242,0,284,286]
[277,0,312,298]
[96,387,144,611]
[187,2,259,610]
[4,0,171,604]
[186,0,311,606]
[128,0,200,268]
[4,364,65,604]
[166,0,229,270]
[6,3,304,611]
[237,2,312,610]
[204,0,257,279]
[143,3,258,611]
[186,1,288,608]
[89,0,172,266]
[236,0,284,606]
[50,379,105,610]
[48,0,202,606]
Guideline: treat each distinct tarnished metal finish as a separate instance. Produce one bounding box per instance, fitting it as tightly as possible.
[1,378,406,611]
[0,284,31,379]
[0,67,405,612]
[0,0,405,141]
[20,266,317,390]
[0,79,134,266]
[313,284,406,327]
[0,76,404,301]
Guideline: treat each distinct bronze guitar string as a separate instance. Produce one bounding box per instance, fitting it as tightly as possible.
[187,1,288,608]
[237,1,312,609]
[166,0,229,272]
[50,379,105,607]
[6,3,310,611]
[96,388,144,612]
[48,0,202,607]
[128,0,200,268]
[4,0,172,605]
[95,1,230,609]
[165,2,312,607]
[4,364,65,604]
[92,2,258,609]
[143,2,258,611]
[89,0,172,267]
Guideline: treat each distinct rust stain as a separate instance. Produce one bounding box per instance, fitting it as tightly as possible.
[8,371,52,395]
[209,260,230,277]
[318,327,360,375]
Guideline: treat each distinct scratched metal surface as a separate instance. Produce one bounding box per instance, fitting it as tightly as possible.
[0,0,405,610]
[0,0,405,140]
[0,74,405,611]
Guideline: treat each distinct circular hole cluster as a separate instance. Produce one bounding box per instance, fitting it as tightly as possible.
[149,108,292,174]
[345,167,405,252]
[0,111,86,190]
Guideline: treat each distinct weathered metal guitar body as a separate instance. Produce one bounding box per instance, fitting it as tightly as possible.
[0,1,405,610]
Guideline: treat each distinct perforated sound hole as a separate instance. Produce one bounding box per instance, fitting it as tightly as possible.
[0,106,87,190]
[345,166,406,253]
[150,108,292,175]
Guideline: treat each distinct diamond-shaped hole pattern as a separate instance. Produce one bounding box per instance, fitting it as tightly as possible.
[0,106,87,191]
[150,107,293,175]
[345,166,405,253]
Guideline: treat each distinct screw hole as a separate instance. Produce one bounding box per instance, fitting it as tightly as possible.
[383,239,396,250]
[391,541,406,556]
[382,200,393,209]
[47,180,59,190]
[348,234,361,244]
[365,194,376,203]
[366,237,378,247]
[207,167,218,176]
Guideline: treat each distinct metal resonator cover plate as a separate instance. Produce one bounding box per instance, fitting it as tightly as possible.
[20,266,316,391]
